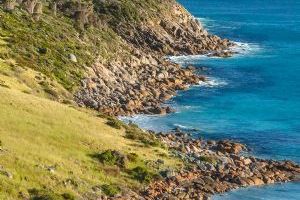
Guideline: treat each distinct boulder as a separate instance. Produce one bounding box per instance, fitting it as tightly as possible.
[69,54,77,62]
[243,158,252,165]
[250,177,264,186]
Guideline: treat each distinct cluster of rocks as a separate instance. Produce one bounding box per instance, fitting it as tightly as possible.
[106,131,300,200]
[75,3,236,116]
[75,59,203,116]
[140,131,300,199]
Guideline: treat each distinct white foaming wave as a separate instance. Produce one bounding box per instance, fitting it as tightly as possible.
[167,42,262,64]
[173,123,190,129]
[173,105,203,113]
[197,77,228,88]
[168,54,208,64]
[196,17,215,26]
[230,42,262,55]
[173,123,201,132]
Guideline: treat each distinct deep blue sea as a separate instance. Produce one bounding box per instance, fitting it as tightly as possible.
[123,0,300,199]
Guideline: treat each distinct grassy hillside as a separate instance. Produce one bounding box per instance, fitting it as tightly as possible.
[0,7,128,92]
[0,87,181,199]
[0,0,174,93]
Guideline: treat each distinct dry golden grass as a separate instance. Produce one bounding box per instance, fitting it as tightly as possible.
[0,87,180,199]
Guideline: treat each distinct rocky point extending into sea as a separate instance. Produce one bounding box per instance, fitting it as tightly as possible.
[75,4,235,116]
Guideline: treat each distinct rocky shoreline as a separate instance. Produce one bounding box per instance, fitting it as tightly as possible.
[110,130,300,200]
[75,3,235,116]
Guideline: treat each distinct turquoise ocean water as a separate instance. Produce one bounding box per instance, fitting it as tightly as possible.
[122,0,300,199]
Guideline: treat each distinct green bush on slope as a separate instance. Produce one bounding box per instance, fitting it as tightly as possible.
[101,184,121,197]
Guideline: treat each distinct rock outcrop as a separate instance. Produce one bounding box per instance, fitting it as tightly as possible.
[75,58,203,115]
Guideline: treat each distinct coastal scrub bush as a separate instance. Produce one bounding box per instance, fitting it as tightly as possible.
[29,188,65,200]
[93,150,127,168]
[61,193,76,200]
[130,166,154,183]
[95,150,118,165]
[199,156,217,165]
[106,117,123,129]
[93,0,140,23]
[127,152,138,162]
[125,124,161,147]
[101,184,120,197]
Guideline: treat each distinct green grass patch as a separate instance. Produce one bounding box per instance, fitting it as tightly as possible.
[106,117,124,129]
[93,150,127,168]
[124,124,162,147]
[130,166,156,184]
[199,156,218,165]
[101,184,121,197]
[0,7,126,92]
[28,188,72,200]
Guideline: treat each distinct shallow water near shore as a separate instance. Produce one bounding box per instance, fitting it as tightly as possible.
[122,0,300,199]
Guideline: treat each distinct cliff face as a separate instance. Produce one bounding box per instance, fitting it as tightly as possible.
[74,0,234,115]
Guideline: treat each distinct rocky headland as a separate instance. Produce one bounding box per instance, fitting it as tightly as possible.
[75,2,235,116]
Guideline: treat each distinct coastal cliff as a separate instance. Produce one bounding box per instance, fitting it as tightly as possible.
[0,0,299,200]
[0,0,234,116]
[74,0,234,116]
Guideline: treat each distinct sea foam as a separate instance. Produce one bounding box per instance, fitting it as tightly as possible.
[167,41,261,64]
[198,77,228,88]
[230,42,261,55]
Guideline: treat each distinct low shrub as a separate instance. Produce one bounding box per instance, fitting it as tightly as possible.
[130,166,154,183]
[101,184,120,197]
[29,189,65,200]
[125,124,161,147]
[106,118,123,129]
[127,152,138,162]
[199,156,217,165]
[61,193,75,200]
[93,150,127,168]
